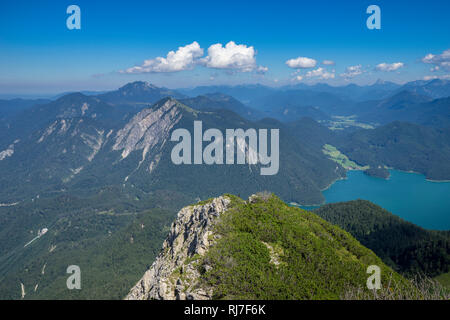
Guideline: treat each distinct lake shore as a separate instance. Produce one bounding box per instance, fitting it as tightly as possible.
[320,176,347,192]
[316,169,450,230]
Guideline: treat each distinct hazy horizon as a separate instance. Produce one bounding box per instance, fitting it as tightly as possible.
[1,0,449,94]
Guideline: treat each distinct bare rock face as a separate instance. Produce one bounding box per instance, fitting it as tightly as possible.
[126,196,231,300]
[113,98,182,161]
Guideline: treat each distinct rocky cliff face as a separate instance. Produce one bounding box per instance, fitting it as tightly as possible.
[126,196,231,300]
[113,98,182,162]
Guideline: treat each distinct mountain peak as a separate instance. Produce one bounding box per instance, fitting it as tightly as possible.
[112,96,185,161]
[151,96,184,109]
[119,81,158,91]
[427,78,449,85]
[389,90,430,100]
[56,92,89,102]
[98,82,185,104]
[126,193,409,300]
[126,196,231,300]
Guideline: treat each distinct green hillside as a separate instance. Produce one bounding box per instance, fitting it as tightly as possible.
[196,194,416,299]
[434,272,450,289]
[0,188,183,300]
[335,121,450,181]
[2,192,448,300]
[314,200,450,277]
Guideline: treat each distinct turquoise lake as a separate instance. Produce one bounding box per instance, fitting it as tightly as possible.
[301,169,450,230]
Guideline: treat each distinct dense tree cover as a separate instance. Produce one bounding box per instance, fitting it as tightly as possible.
[180,93,264,121]
[314,200,450,277]
[0,207,174,299]
[0,187,183,299]
[334,121,450,181]
[0,97,345,206]
[198,194,413,299]
[363,167,390,179]
[124,105,345,206]
[355,91,450,128]
[0,81,448,299]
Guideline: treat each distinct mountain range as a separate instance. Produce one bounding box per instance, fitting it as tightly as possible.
[0,79,449,299]
[1,79,450,203]
[0,95,345,205]
[97,81,186,106]
[179,79,450,126]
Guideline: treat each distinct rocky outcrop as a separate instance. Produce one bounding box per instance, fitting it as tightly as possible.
[126,196,231,300]
[0,143,14,161]
[113,98,182,163]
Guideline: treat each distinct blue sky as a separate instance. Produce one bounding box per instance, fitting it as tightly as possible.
[0,0,449,94]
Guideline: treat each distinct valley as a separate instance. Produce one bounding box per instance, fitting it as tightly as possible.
[0,79,449,299]
[2,0,450,303]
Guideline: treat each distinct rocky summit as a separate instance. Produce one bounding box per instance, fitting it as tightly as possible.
[126,193,413,300]
[126,196,231,300]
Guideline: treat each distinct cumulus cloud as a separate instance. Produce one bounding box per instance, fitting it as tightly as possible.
[423,74,450,80]
[322,60,335,66]
[375,62,404,72]
[430,66,440,72]
[120,41,267,75]
[120,42,203,74]
[305,67,335,80]
[294,75,303,81]
[340,65,363,78]
[422,49,450,71]
[201,41,265,73]
[286,56,317,69]
[256,65,269,74]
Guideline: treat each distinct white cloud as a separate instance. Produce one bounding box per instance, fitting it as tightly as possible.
[375,62,404,72]
[120,42,203,73]
[256,65,269,74]
[422,49,450,71]
[286,57,317,69]
[430,66,440,72]
[340,65,363,78]
[322,60,335,66]
[120,41,266,75]
[423,74,450,80]
[201,41,263,72]
[305,67,335,80]
[294,75,303,81]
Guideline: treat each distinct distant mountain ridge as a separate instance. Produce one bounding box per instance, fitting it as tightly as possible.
[334,121,450,180]
[0,79,449,300]
[97,81,186,105]
[178,83,276,104]
[280,79,402,101]
[397,79,450,99]
[179,79,449,126]
[180,93,264,120]
[2,78,448,128]
[0,98,51,119]
[180,79,449,104]
[1,80,449,205]
[0,96,345,205]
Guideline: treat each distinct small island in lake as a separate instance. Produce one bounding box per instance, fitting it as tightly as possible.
[364,167,390,179]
